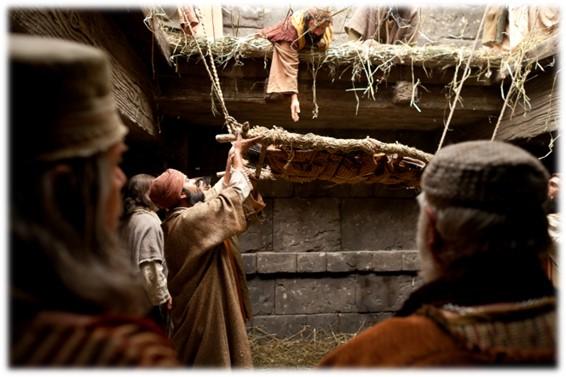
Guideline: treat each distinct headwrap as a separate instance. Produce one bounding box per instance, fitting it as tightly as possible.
[149,169,186,209]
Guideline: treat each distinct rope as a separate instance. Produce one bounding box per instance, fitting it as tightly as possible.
[228,125,433,163]
[436,7,489,153]
[184,6,240,134]
[173,6,433,181]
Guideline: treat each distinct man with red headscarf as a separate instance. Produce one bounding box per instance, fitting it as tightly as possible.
[149,135,263,367]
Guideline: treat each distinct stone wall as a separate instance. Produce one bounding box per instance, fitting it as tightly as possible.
[222,5,486,46]
[239,180,423,336]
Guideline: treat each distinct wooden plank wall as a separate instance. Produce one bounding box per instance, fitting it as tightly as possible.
[495,67,559,141]
[10,9,159,139]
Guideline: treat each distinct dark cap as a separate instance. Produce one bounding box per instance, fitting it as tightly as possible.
[10,34,128,161]
[422,141,549,212]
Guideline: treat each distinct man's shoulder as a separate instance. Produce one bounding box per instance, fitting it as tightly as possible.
[12,311,179,366]
[319,315,458,367]
[129,209,161,226]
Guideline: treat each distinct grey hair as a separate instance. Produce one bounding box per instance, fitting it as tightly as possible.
[421,193,551,269]
[11,150,148,315]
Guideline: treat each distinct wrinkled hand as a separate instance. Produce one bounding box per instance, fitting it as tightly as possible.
[290,95,300,122]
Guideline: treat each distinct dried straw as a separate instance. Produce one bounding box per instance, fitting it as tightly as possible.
[248,326,356,368]
[240,125,433,163]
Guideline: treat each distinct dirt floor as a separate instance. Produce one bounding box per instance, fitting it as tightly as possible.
[248,326,357,368]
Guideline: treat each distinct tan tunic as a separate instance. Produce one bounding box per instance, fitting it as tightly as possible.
[121,209,170,306]
[162,185,253,367]
[266,42,299,95]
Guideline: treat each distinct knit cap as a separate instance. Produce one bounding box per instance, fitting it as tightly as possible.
[422,141,549,212]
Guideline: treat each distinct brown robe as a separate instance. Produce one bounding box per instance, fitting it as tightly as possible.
[320,298,556,367]
[162,187,255,367]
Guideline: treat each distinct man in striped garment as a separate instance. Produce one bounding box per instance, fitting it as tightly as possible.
[9,34,179,367]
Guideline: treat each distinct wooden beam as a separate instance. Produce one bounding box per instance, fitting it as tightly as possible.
[142,7,173,66]
[495,68,558,141]
[174,53,498,87]
[156,67,502,131]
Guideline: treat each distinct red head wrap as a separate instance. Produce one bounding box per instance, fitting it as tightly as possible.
[149,169,186,209]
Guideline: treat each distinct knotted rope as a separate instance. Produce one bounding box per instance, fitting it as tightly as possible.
[184,6,241,134]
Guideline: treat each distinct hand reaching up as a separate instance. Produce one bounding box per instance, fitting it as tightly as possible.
[224,133,262,184]
[290,94,300,122]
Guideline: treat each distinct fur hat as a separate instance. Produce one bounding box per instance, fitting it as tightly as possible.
[422,141,549,212]
[149,169,186,209]
[10,34,128,162]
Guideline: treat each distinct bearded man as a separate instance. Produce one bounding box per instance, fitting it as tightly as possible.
[320,141,556,367]
[149,135,263,367]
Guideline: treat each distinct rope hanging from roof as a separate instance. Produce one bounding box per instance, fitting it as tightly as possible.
[183,5,432,187]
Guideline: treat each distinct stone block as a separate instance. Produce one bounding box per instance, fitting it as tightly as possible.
[262,7,293,31]
[275,277,357,314]
[417,6,484,46]
[248,312,394,337]
[249,314,339,337]
[326,251,374,272]
[341,198,418,250]
[355,274,418,312]
[336,312,392,333]
[223,26,261,37]
[326,252,355,272]
[273,198,340,252]
[257,252,297,274]
[242,253,257,274]
[373,250,404,271]
[297,252,327,273]
[240,199,273,252]
[349,183,375,197]
[247,277,275,315]
[373,184,419,198]
[293,181,357,198]
[222,5,264,28]
[402,250,420,271]
[257,180,293,198]
[299,183,374,198]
